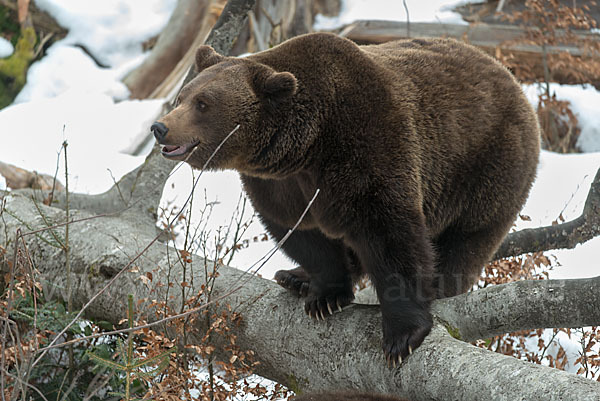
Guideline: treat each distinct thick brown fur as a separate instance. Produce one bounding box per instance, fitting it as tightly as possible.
[154,33,540,363]
[293,391,408,401]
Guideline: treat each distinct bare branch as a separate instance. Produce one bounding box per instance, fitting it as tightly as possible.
[433,275,600,342]
[495,166,600,259]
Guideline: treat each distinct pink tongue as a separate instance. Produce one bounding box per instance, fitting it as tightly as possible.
[163,145,186,156]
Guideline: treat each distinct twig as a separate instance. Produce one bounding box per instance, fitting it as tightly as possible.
[21,210,124,237]
[1,229,20,401]
[540,329,561,361]
[16,234,39,389]
[63,139,75,373]
[403,0,410,37]
[0,367,49,401]
[58,370,84,401]
[249,10,267,51]
[107,168,127,206]
[496,0,508,13]
[47,142,63,206]
[32,31,54,59]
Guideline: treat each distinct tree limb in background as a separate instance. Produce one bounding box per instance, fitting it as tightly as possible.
[433,275,600,341]
[180,0,257,88]
[0,161,63,191]
[495,166,600,259]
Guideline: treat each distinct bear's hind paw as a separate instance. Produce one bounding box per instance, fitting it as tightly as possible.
[274,267,310,297]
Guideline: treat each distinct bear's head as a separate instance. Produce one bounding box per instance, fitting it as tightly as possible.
[151,45,300,176]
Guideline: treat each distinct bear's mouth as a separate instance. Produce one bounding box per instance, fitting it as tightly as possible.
[161,141,200,159]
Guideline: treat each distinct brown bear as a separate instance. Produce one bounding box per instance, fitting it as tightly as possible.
[152,33,540,364]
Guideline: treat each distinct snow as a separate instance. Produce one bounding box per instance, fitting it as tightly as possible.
[34,0,178,67]
[1,92,164,193]
[15,45,130,103]
[517,151,600,280]
[159,168,296,279]
[314,0,471,30]
[0,37,14,58]
[523,83,600,153]
[0,0,175,194]
[518,151,600,229]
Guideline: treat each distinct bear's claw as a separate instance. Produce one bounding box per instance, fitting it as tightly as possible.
[382,322,431,368]
[304,292,354,320]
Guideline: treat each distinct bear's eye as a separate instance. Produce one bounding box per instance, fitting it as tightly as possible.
[197,101,207,111]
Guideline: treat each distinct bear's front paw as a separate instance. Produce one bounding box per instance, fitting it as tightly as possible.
[382,316,432,367]
[274,267,310,297]
[304,291,354,320]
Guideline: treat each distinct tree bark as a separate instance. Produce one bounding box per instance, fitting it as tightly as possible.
[0,161,63,191]
[1,192,600,400]
[432,275,600,341]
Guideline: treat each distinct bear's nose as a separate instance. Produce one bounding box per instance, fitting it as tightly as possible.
[151,122,169,142]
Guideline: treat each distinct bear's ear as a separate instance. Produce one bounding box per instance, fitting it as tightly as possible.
[195,45,225,72]
[263,71,297,99]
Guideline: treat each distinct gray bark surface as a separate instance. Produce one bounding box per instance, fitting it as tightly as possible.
[433,276,600,342]
[1,193,600,401]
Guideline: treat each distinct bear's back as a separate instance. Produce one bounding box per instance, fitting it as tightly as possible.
[360,38,540,234]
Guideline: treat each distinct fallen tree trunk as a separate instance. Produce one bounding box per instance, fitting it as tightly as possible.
[122,0,215,100]
[1,192,600,400]
[338,20,600,88]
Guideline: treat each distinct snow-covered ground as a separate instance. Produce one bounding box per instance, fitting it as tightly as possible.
[34,0,178,67]
[0,37,13,58]
[1,0,599,382]
[523,83,600,152]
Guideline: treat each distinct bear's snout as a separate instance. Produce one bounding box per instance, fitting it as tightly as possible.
[151,122,169,142]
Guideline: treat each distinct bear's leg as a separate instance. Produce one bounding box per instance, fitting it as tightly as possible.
[347,206,436,365]
[263,218,357,319]
[433,221,512,298]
